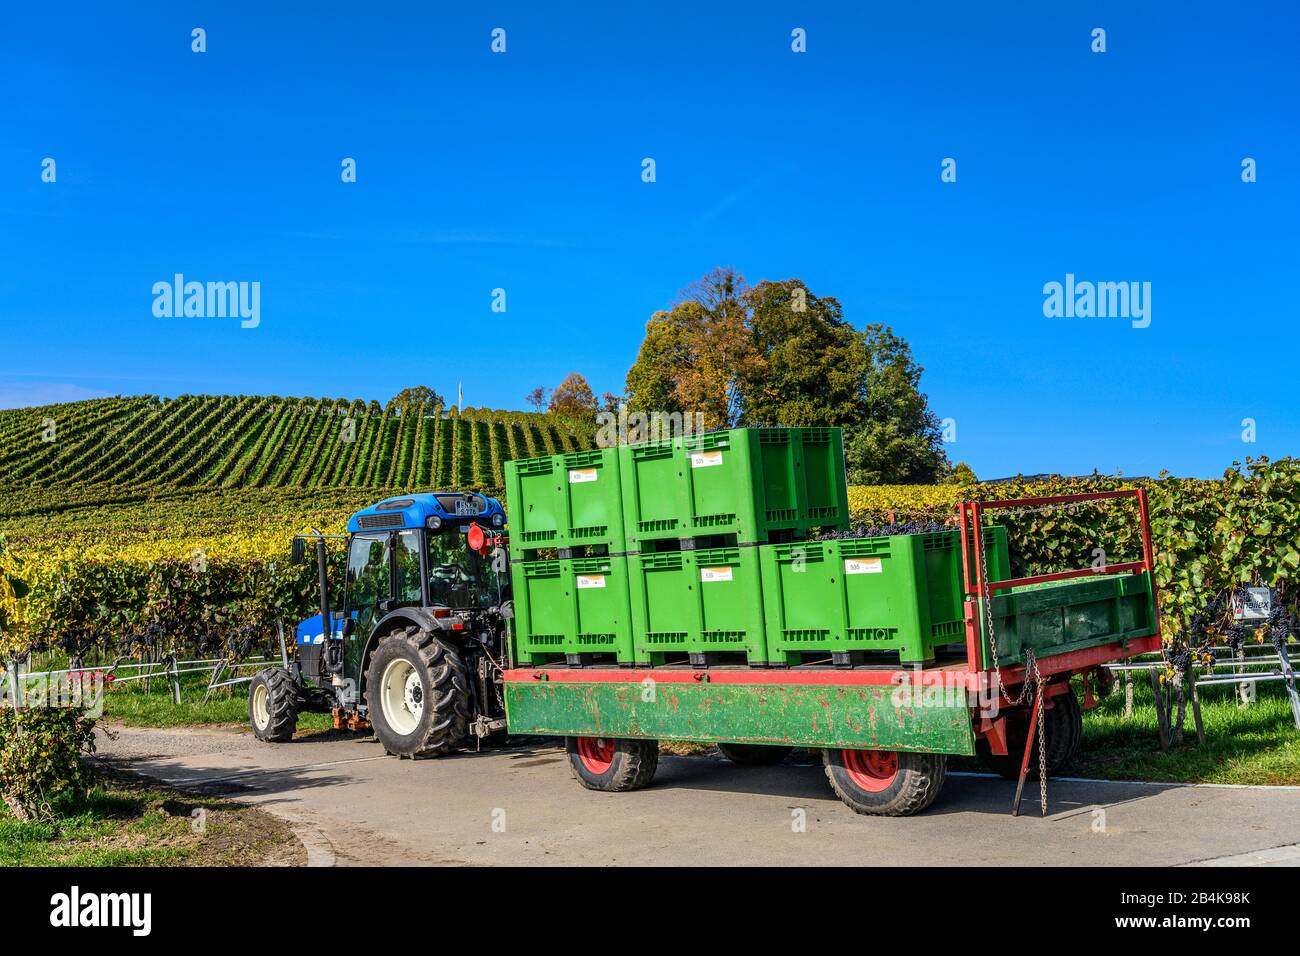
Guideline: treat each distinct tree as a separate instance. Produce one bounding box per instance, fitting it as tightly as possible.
[387,385,445,415]
[524,387,550,412]
[624,269,949,483]
[842,326,949,484]
[549,373,598,418]
[738,279,864,427]
[624,268,765,429]
[948,462,977,485]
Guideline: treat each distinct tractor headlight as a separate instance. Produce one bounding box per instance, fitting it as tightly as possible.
[492,513,504,527]
[426,515,443,530]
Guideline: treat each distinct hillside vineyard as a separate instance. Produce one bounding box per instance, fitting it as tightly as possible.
[0,396,588,493]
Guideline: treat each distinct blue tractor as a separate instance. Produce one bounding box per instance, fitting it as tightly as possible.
[247,492,512,757]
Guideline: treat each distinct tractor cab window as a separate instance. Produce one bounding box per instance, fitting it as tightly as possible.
[425,526,502,609]
[346,532,391,637]
[394,530,422,604]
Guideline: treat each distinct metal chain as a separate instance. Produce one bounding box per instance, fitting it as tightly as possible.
[1036,671,1048,815]
[978,525,1049,815]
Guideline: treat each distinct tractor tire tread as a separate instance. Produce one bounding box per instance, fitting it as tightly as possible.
[251,667,300,743]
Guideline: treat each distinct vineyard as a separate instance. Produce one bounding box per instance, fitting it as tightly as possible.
[0,395,592,661]
[2,395,1299,686]
[0,395,591,498]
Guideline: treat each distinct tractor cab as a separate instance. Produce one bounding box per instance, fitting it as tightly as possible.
[253,491,511,753]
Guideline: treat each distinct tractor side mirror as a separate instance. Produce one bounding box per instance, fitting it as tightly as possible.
[290,538,306,566]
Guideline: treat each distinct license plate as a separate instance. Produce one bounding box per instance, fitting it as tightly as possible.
[455,500,480,516]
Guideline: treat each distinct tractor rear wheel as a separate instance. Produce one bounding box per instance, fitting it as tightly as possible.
[716,742,793,766]
[977,690,1083,781]
[249,668,300,742]
[566,737,659,791]
[823,748,946,816]
[365,626,471,758]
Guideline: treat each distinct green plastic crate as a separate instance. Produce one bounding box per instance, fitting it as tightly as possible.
[925,526,1009,631]
[618,427,849,547]
[759,537,931,665]
[627,546,768,664]
[504,448,626,557]
[983,572,1156,667]
[508,556,636,664]
[757,528,1010,666]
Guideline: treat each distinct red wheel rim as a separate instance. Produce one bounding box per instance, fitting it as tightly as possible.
[576,737,616,774]
[841,749,898,793]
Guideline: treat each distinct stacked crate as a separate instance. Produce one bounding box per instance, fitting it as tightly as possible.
[757,528,1009,666]
[505,427,1011,670]
[620,428,849,666]
[505,449,634,666]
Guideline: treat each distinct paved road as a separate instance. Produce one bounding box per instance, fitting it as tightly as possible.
[97,725,1300,866]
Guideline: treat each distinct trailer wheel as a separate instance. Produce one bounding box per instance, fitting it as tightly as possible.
[977,690,1083,780]
[823,748,946,816]
[365,626,471,758]
[566,737,659,791]
[248,668,299,742]
[716,743,793,766]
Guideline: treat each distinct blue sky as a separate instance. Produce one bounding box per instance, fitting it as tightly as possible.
[1,2,1296,479]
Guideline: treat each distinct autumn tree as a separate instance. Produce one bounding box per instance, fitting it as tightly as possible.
[549,373,598,418]
[624,268,764,429]
[624,269,949,483]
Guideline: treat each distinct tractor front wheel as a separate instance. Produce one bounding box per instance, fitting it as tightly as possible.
[823,748,946,816]
[248,668,300,742]
[365,626,471,758]
[566,737,659,791]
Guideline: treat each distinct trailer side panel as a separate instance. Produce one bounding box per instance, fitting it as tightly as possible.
[504,677,977,755]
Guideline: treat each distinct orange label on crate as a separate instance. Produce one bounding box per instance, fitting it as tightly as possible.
[700,566,734,582]
[568,468,598,483]
[575,574,607,589]
[690,450,724,468]
[844,558,883,575]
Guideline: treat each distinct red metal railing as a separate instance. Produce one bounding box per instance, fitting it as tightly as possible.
[957,489,1160,673]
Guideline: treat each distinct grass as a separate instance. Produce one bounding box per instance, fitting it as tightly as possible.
[0,767,302,866]
[95,669,332,731]
[1070,677,1300,786]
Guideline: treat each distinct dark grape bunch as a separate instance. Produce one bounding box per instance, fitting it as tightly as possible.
[818,521,953,540]
[1182,586,1298,659]
[19,622,278,665]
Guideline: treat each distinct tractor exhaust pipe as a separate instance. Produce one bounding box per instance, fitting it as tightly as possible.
[311,530,342,675]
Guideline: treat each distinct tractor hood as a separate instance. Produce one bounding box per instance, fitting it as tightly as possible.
[296,613,345,645]
[346,492,507,534]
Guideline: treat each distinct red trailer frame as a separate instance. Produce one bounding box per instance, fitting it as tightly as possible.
[957,488,1161,681]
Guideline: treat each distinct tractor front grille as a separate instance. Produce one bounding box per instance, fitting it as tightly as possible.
[358,513,404,530]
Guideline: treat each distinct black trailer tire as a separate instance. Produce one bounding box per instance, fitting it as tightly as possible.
[977,690,1084,780]
[716,742,793,766]
[566,737,659,791]
[823,749,946,817]
[365,626,471,758]
[249,668,300,743]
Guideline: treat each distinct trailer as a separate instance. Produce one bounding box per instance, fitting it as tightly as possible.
[502,482,1160,816]
[251,428,1159,817]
